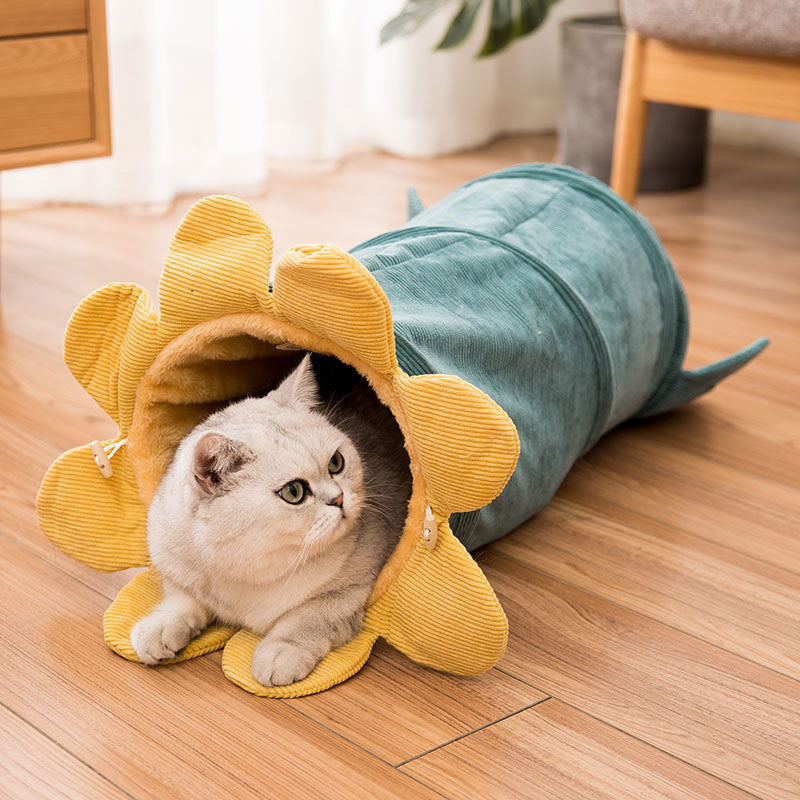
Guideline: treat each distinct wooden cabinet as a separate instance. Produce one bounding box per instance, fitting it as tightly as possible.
[0,0,110,170]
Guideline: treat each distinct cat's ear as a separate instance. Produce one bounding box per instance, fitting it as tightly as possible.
[193,432,253,494]
[271,353,318,408]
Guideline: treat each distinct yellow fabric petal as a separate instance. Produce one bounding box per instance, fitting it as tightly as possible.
[395,372,520,513]
[158,196,274,339]
[36,439,149,572]
[104,569,236,662]
[221,627,379,698]
[64,283,160,432]
[273,244,397,376]
[379,518,508,675]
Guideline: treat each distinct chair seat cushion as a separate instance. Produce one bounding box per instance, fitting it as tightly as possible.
[621,0,800,58]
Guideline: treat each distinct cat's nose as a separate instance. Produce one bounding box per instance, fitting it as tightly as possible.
[327,492,344,508]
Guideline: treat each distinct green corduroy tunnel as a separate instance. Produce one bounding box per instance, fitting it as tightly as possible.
[355,163,768,551]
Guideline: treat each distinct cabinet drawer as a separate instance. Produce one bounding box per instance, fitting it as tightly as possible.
[0,0,87,38]
[0,34,92,152]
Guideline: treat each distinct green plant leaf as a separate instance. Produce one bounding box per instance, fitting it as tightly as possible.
[478,0,513,57]
[380,0,454,44]
[513,0,557,37]
[436,0,484,50]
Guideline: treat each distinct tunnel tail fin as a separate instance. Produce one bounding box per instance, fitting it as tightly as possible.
[407,187,424,220]
[636,337,769,418]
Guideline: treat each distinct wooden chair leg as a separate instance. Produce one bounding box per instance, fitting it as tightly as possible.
[611,31,649,205]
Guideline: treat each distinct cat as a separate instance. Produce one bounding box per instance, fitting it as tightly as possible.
[131,352,412,686]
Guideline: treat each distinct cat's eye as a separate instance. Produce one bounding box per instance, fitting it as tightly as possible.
[278,480,307,504]
[328,450,344,474]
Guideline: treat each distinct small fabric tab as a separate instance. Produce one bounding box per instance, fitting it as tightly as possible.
[89,440,113,478]
[423,505,438,550]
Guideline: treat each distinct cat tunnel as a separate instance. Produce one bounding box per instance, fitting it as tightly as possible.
[37,164,767,698]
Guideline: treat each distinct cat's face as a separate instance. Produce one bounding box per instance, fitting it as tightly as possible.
[172,356,365,583]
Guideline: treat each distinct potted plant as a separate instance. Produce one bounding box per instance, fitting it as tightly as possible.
[381,0,708,192]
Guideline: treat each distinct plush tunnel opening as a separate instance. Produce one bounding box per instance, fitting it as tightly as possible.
[127,311,425,606]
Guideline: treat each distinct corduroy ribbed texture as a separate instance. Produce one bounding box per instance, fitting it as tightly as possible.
[158,195,274,339]
[395,373,519,514]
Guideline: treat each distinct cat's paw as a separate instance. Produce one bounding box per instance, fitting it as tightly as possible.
[251,639,320,686]
[130,612,200,665]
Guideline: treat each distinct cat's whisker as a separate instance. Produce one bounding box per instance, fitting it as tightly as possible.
[282,537,316,583]
[359,503,398,527]
[320,389,357,420]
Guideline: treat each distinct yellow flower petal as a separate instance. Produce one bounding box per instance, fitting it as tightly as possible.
[273,244,397,376]
[104,569,236,662]
[36,439,149,572]
[395,372,519,513]
[159,196,274,339]
[380,518,508,675]
[64,283,160,432]
[221,627,379,698]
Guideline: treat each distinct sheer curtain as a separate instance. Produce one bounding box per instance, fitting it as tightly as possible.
[3,0,613,208]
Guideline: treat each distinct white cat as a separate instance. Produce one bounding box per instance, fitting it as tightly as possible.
[131,354,411,686]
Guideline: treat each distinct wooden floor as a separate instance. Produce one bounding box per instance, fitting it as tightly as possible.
[1,135,799,799]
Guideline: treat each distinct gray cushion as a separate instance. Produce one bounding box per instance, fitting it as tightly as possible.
[621,0,800,58]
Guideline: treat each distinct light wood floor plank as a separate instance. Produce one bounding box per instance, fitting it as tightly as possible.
[402,699,755,800]
[0,704,132,800]
[494,496,800,679]
[484,556,800,800]
[0,535,445,800]
[685,273,800,323]
[268,642,546,765]
[558,428,800,573]
[0,333,110,450]
[629,388,799,489]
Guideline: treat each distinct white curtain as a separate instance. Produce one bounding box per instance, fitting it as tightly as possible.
[3,0,614,208]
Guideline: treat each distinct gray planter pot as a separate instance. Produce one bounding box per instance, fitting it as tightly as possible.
[558,16,709,192]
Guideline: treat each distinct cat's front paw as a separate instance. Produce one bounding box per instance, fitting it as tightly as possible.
[130,612,200,665]
[251,639,320,686]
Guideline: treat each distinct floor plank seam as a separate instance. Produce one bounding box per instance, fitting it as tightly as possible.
[189,677,459,800]
[394,696,553,769]
[189,659,451,796]
[271,695,405,771]
[0,698,140,800]
[271,691,458,799]
[490,550,800,685]
[389,772,455,800]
